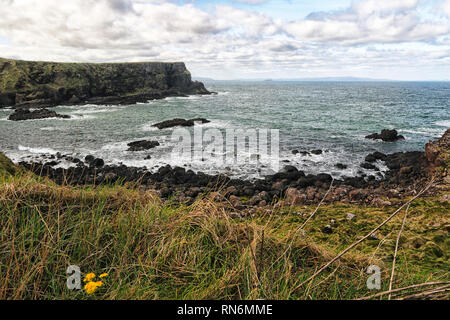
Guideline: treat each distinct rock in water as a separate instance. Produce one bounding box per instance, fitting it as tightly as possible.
[8,108,70,121]
[335,163,348,170]
[127,140,160,152]
[365,129,405,142]
[152,118,210,130]
[365,152,387,163]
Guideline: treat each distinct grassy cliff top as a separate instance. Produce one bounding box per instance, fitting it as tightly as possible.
[0,57,185,66]
[0,57,187,91]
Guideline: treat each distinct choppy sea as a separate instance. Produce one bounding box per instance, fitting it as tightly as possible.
[0,81,448,180]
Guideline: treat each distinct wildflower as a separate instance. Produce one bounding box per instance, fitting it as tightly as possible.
[99,273,109,278]
[83,273,96,283]
[84,281,103,294]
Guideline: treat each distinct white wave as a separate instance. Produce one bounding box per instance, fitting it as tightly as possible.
[18,145,58,155]
[57,104,115,109]
[435,120,450,128]
[400,129,442,137]
[141,123,161,132]
[57,114,96,120]
[40,127,57,131]
[201,119,235,129]
[176,95,202,101]
[101,141,128,152]
[69,108,115,115]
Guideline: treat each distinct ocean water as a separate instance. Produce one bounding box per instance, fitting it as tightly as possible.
[0,81,449,180]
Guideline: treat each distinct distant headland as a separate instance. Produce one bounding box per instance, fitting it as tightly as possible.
[0,58,211,109]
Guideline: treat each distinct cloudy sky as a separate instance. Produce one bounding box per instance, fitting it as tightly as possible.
[1,0,450,80]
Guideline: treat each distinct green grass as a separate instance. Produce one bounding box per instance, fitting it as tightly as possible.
[0,153,448,300]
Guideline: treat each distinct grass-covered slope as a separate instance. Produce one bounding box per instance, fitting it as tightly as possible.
[0,152,16,176]
[0,153,448,300]
[0,57,209,108]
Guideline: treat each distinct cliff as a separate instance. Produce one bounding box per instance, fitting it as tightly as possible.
[0,58,210,108]
[425,128,450,169]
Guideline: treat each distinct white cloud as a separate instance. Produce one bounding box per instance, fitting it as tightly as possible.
[284,0,450,44]
[442,0,450,17]
[0,0,449,80]
[231,0,271,4]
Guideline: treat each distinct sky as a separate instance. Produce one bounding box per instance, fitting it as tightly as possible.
[0,0,450,80]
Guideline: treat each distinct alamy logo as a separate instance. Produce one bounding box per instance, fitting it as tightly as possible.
[66,265,81,290]
[366,265,381,290]
[171,126,280,175]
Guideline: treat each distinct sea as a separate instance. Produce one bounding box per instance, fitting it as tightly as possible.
[0,81,449,180]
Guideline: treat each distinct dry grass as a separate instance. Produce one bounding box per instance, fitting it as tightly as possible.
[0,157,448,300]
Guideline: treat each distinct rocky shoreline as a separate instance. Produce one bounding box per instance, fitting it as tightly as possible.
[16,129,449,209]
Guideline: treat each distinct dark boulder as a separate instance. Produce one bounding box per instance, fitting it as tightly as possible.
[85,155,95,163]
[84,155,104,168]
[127,140,160,152]
[282,165,298,173]
[316,173,333,183]
[365,151,387,163]
[365,129,405,142]
[8,108,70,121]
[92,158,105,168]
[335,163,348,170]
[152,118,210,130]
[297,175,316,188]
[311,149,323,155]
[360,162,378,171]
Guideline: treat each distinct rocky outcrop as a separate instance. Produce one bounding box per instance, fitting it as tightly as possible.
[0,57,211,108]
[152,118,210,130]
[8,108,70,121]
[127,140,160,152]
[366,129,405,142]
[425,128,450,168]
[365,152,387,163]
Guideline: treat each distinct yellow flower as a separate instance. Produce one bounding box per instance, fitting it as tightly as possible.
[83,273,96,283]
[84,281,103,294]
[99,273,109,278]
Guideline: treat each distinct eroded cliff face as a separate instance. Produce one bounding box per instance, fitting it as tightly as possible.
[425,128,450,169]
[0,58,210,108]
